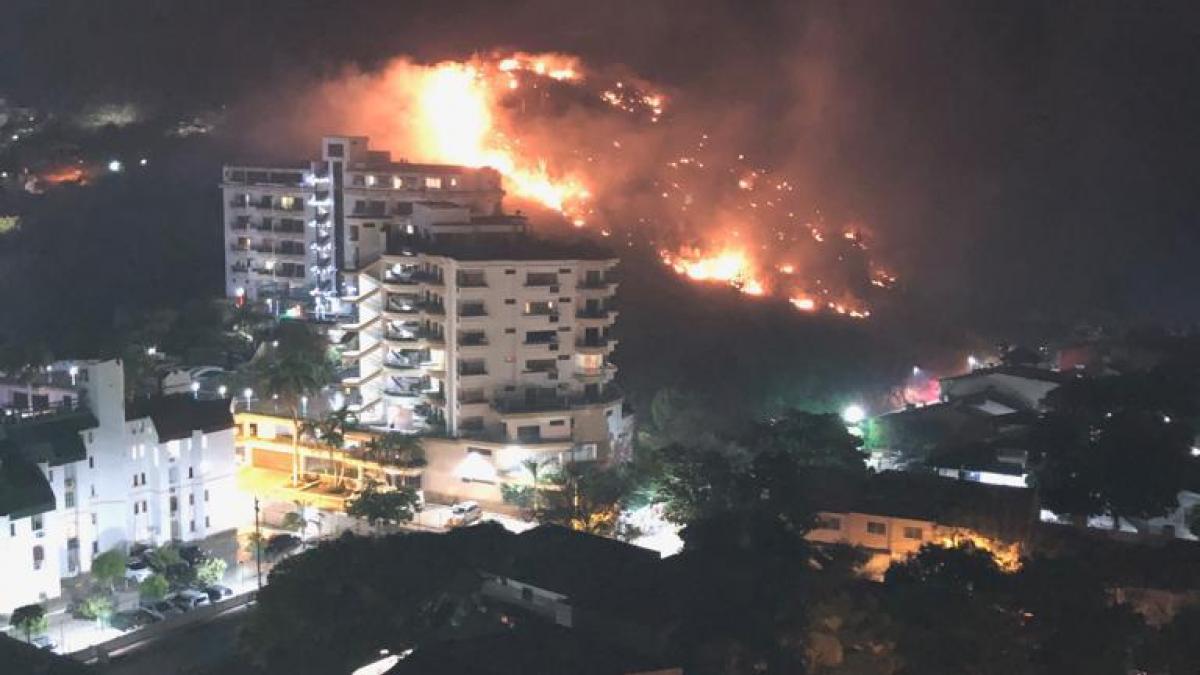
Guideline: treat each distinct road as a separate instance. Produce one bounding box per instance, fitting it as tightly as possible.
[96,604,251,675]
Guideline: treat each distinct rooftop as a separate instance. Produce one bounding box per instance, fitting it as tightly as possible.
[941,365,1078,385]
[498,525,661,603]
[125,394,234,442]
[420,236,617,263]
[801,467,1038,543]
[0,409,97,467]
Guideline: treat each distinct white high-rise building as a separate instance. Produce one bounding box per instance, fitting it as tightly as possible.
[221,136,503,317]
[0,360,240,613]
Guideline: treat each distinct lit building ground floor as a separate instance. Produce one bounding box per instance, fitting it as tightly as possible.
[234,411,628,516]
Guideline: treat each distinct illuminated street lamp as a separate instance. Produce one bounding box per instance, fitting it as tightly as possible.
[841,404,866,425]
[967,355,979,370]
[243,388,253,411]
[107,159,123,173]
[191,381,201,399]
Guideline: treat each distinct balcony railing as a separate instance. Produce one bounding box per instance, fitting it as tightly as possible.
[458,306,487,318]
[576,307,615,319]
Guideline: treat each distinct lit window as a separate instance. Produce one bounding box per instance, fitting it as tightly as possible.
[817,516,841,531]
[424,177,442,189]
[365,174,377,187]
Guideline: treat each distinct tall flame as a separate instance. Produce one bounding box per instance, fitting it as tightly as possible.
[411,56,592,221]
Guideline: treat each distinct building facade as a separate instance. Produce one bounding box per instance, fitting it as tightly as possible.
[0,360,240,613]
[221,135,503,316]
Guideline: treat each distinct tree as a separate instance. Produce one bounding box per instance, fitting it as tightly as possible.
[302,407,356,490]
[91,548,127,591]
[11,603,48,643]
[253,321,337,485]
[346,481,421,527]
[536,463,632,536]
[139,574,169,601]
[744,409,867,472]
[362,432,426,468]
[1033,406,1193,528]
[195,557,228,586]
[78,594,114,627]
[243,526,511,673]
[1145,604,1200,675]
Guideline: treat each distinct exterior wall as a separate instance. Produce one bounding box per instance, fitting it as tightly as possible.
[806,508,1024,578]
[0,513,63,613]
[0,360,243,613]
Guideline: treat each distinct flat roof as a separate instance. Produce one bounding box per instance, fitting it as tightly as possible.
[421,237,617,262]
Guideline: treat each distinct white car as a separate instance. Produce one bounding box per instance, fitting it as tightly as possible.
[31,635,57,652]
[446,501,483,528]
[125,559,153,583]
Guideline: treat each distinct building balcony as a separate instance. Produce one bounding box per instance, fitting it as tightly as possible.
[575,337,616,354]
[339,314,381,333]
[458,306,488,319]
[577,275,618,290]
[417,301,446,316]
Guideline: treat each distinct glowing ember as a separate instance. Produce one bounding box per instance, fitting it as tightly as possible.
[790,297,816,311]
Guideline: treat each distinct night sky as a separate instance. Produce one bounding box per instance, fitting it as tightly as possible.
[3,0,1199,335]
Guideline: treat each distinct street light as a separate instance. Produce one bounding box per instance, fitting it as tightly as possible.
[218,385,228,398]
[967,355,979,370]
[191,381,200,399]
[841,404,866,425]
[243,388,253,411]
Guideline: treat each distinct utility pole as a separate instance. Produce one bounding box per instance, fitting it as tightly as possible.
[254,497,263,590]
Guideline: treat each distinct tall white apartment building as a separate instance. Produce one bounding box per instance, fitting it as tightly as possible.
[221,136,503,316]
[0,360,240,613]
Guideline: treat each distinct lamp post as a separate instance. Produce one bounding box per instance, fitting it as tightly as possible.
[254,497,263,591]
[243,388,253,412]
[191,381,200,399]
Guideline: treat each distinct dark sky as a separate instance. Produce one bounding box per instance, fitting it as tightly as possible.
[4,0,1200,335]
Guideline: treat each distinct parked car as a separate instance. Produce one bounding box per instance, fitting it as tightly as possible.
[111,608,163,631]
[201,584,233,603]
[446,501,483,528]
[264,534,303,559]
[30,635,57,652]
[141,599,183,618]
[125,559,154,583]
[178,545,212,567]
[171,589,211,611]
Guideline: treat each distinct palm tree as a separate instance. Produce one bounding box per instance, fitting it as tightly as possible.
[253,323,336,485]
[302,407,357,490]
[363,432,427,469]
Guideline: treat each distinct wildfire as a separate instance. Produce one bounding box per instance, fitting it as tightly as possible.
[412,57,592,219]
[661,247,766,296]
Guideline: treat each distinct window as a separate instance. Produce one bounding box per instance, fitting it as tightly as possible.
[91,514,97,526]
[92,541,99,555]
[141,472,146,485]
[817,516,841,531]
[170,496,178,514]
[424,176,442,189]
[866,521,887,535]
[903,526,923,540]
[141,500,148,512]
[88,456,94,469]
[549,420,566,427]
[188,467,195,479]
[65,492,75,509]
[365,174,377,187]
[33,546,44,570]
[132,474,138,487]
[48,469,53,482]
[327,143,344,158]
[524,300,556,316]
[189,494,195,506]
[190,521,196,533]
[90,485,96,498]
[349,224,359,242]
[205,490,210,502]
[134,503,139,515]
[31,514,42,533]
[205,516,211,528]
[9,523,14,537]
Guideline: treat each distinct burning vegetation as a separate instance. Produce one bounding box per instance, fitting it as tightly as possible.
[273,51,900,318]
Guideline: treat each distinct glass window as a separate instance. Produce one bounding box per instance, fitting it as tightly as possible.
[424,176,442,189]
[31,514,43,532]
[866,521,887,535]
[903,526,923,540]
[33,545,44,570]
